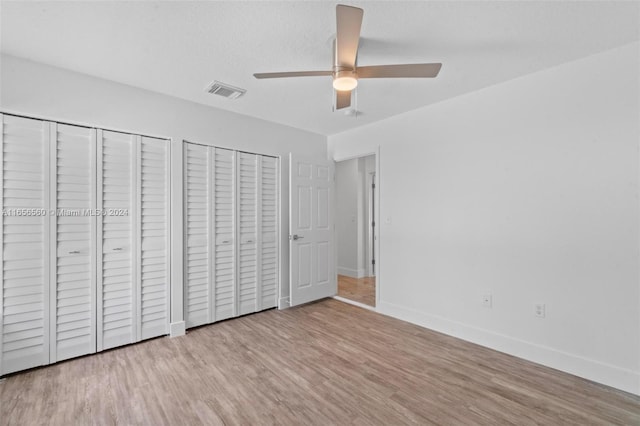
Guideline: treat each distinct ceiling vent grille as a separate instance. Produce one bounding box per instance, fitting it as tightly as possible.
[205,81,246,99]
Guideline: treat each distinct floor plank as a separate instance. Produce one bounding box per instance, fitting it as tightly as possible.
[337,274,375,307]
[1,299,639,425]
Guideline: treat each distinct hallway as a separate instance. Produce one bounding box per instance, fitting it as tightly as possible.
[337,275,375,307]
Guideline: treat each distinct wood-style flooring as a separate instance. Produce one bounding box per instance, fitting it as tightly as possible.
[1,299,639,425]
[337,274,375,307]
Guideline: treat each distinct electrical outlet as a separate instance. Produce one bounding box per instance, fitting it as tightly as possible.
[534,303,546,318]
[482,294,492,308]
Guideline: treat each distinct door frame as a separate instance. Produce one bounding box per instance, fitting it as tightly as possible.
[366,171,376,277]
[333,147,381,310]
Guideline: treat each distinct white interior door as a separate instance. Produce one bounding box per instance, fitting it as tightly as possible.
[97,130,136,351]
[139,136,170,340]
[0,115,50,375]
[212,147,236,321]
[289,154,335,306]
[237,152,258,315]
[184,142,211,328]
[259,156,278,310]
[184,142,279,328]
[50,123,97,363]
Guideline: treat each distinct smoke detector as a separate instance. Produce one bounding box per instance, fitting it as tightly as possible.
[205,81,246,99]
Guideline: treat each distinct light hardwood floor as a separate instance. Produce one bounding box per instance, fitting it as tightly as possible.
[337,274,375,307]
[1,299,639,425]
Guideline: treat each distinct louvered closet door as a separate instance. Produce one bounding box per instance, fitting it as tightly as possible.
[184,143,211,328]
[97,130,136,351]
[0,115,50,375]
[259,156,278,310]
[139,137,170,339]
[212,148,236,321]
[51,123,96,363]
[237,153,258,316]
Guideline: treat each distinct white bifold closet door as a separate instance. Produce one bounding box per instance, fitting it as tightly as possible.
[97,130,136,350]
[97,131,170,351]
[50,123,97,363]
[0,115,50,375]
[184,145,237,327]
[213,148,236,321]
[237,153,258,315]
[184,143,212,328]
[0,114,170,375]
[139,136,170,339]
[184,142,278,329]
[259,156,278,310]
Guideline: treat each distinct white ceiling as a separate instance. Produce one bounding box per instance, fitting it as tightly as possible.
[1,1,638,136]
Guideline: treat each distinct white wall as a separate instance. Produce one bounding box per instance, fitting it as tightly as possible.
[335,159,360,277]
[0,54,328,331]
[329,42,640,395]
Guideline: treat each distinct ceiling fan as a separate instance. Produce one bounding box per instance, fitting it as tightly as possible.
[253,4,442,111]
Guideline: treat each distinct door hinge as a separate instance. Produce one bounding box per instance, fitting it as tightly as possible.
[372,221,375,227]
[372,259,376,265]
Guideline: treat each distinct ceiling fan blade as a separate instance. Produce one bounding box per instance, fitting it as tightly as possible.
[336,5,364,69]
[335,90,352,110]
[253,71,332,79]
[357,63,442,79]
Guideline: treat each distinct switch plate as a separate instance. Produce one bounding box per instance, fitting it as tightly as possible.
[482,294,492,308]
[534,303,546,318]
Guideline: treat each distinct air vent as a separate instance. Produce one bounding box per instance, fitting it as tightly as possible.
[205,81,246,99]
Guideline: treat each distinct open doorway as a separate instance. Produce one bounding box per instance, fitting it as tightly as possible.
[335,154,376,308]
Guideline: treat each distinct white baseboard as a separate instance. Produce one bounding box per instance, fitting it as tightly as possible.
[169,321,186,337]
[377,300,640,396]
[278,297,290,309]
[337,266,367,278]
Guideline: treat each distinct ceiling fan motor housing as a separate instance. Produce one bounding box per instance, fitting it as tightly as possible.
[333,69,358,91]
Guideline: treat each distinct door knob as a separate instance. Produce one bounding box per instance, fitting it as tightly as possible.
[291,234,304,241]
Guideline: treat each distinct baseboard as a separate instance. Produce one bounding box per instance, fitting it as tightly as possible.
[337,267,367,278]
[278,297,290,309]
[169,321,186,337]
[377,300,640,396]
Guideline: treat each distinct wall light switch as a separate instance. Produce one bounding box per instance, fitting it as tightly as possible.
[482,294,492,308]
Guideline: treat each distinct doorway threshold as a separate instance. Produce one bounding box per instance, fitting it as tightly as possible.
[333,295,377,312]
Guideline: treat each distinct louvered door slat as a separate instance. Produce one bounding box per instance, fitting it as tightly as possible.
[237,153,257,316]
[185,143,211,327]
[213,148,235,321]
[0,114,50,375]
[51,123,96,363]
[98,130,136,350]
[260,156,278,310]
[139,136,169,339]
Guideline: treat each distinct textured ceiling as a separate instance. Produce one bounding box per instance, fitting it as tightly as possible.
[1,1,638,136]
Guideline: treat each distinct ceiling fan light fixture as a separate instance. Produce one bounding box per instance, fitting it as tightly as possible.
[332,70,358,91]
